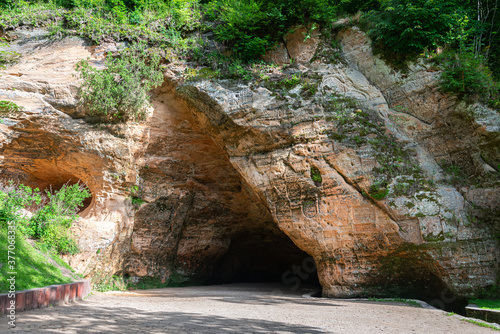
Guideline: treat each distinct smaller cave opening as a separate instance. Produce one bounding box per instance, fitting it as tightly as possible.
[205,229,321,294]
[373,249,470,315]
[3,166,93,214]
[38,178,93,214]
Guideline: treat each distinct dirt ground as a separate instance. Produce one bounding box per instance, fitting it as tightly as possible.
[0,283,498,333]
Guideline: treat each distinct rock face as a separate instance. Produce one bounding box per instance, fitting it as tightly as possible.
[0,29,147,278]
[0,26,499,304]
[127,85,313,284]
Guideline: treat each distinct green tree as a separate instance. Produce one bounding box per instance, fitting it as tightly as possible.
[205,0,336,60]
[76,42,163,122]
[367,0,466,64]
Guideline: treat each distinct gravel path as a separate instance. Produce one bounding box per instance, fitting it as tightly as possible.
[0,283,497,333]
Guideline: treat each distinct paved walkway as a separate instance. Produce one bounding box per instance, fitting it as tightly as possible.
[0,283,497,333]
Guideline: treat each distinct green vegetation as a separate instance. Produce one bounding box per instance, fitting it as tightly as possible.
[0,100,23,113]
[322,94,435,201]
[76,43,163,122]
[0,225,72,292]
[368,297,422,307]
[205,0,335,60]
[93,275,129,292]
[0,181,90,254]
[361,0,500,107]
[471,299,500,310]
[310,166,322,184]
[365,0,463,64]
[369,181,389,200]
[462,318,500,330]
[0,0,201,46]
[27,184,90,254]
[130,185,145,207]
[94,273,196,292]
[1,0,500,110]
[434,51,500,107]
[0,37,20,68]
[0,181,89,292]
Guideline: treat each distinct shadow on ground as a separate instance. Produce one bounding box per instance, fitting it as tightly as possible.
[10,305,328,333]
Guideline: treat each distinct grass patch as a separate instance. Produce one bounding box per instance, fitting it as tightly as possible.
[470,299,500,311]
[310,166,322,184]
[462,318,500,330]
[94,272,200,292]
[368,297,422,308]
[0,225,72,293]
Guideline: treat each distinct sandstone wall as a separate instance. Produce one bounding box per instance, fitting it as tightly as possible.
[0,26,498,301]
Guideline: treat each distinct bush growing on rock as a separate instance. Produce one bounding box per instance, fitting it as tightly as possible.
[204,0,336,60]
[365,0,464,64]
[435,50,500,107]
[0,181,91,255]
[76,42,163,122]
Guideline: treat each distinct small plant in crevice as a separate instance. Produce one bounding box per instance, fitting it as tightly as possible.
[310,166,322,186]
[264,73,302,91]
[438,160,464,186]
[369,181,389,200]
[321,93,435,201]
[130,185,145,208]
[0,100,23,113]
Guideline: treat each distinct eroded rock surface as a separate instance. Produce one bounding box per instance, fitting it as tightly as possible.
[0,26,499,303]
[0,31,152,280]
[174,26,500,299]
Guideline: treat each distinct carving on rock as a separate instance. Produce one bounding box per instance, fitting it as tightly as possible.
[176,26,499,299]
[261,42,290,65]
[284,25,321,63]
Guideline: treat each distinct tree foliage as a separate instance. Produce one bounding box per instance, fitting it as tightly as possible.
[435,50,500,106]
[0,181,91,255]
[366,0,465,63]
[76,42,163,122]
[204,0,336,60]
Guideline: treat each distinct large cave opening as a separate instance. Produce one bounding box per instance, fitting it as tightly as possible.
[129,87,321,293]
[204,227,321,291]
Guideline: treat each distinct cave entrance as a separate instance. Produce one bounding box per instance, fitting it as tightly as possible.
[4,165,93,214]
[205,227,321,293]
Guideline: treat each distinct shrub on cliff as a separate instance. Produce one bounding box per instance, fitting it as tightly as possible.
[435,50,500,108]
[204,0,336,60]
[28,183,91,254]
[365,0,465,64]
[76,43,163,122]
[0,181,91,255]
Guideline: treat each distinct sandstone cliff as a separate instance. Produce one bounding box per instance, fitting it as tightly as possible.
[0,25,499,306]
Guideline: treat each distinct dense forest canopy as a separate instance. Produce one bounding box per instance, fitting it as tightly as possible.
[1,0,500,106]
